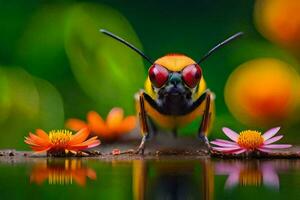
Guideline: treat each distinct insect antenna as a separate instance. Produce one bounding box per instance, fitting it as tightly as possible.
[100,29,153,64]
[198,32,244,64]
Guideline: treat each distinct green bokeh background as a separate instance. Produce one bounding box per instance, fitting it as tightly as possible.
[0,0,299,149]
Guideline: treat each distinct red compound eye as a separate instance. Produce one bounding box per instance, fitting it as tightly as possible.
[148,64,169,88]
[182,64,202,88]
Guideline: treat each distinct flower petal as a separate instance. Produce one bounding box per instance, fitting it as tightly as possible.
[263,171,279,190]
[215,139,237,145]
[65,119,88,131]
[231,148,247,154]
[262,127,280,140]
[31,146,51,153]
[115,116,137,135]
[215,163,240,174]
[262,144,292,149]
[225,173,239,189]
[25,138,43,147]
[87,111,110,136]
[72,173,87,186]
[86,168,97,180]
[106,108,124,129]
[36,129,50,141]
[262,164,279,190]
[222,127,239,142]
[71,136,100,149]
[28,133,50,147]
[86,141,100,148]
[210,141,239,148]
[212,146,242,152]
[264,135,283,145]
[257,147,275,153]
[69,128,90,145]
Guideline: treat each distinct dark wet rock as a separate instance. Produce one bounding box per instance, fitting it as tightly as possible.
[88,150,102,156]
[9,152,15,156]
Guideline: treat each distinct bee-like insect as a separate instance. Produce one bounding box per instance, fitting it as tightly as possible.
[101,29,243,154]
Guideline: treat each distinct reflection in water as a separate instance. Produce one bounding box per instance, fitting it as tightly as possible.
[30,159,97,186]
[133,159,214,200]
[215,160,288,190]
[18,157,300,199]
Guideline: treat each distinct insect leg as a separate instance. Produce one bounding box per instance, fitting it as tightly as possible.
[135,92,149,154]
[198,91,214,151]
[147,117,158,137]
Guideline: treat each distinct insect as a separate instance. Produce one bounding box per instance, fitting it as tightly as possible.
[100,29,243,154]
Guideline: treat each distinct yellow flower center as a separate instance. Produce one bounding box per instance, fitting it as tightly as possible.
[49,130,72,145]
[237,130,264,149]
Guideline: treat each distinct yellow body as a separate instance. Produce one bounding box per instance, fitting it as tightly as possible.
[137,54,214,132]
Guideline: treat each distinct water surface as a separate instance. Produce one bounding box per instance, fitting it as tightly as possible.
[0,156,299,200]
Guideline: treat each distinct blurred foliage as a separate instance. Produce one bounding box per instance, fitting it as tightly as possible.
[64,3,145,115]
[0,67,64,148]
[34,78,64,130]
[0,68,11,123]
[0,1,38,64]
[15,4,69,80]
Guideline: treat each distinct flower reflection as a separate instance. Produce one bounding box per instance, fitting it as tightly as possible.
[215,161,281,190]
[30,159,97,186]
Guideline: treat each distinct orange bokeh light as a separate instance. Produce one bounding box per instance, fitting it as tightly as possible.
[225,58,300,126]
[254,0,300,51]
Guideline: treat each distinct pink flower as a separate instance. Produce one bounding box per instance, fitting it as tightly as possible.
[211,127,292,154]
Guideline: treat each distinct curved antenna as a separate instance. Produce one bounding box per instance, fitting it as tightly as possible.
[197,32,244,64]
[100,29,153,64]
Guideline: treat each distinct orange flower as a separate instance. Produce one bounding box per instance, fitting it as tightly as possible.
[30,159,97,186]
[24,128,100,155]
[66,107,137,141]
